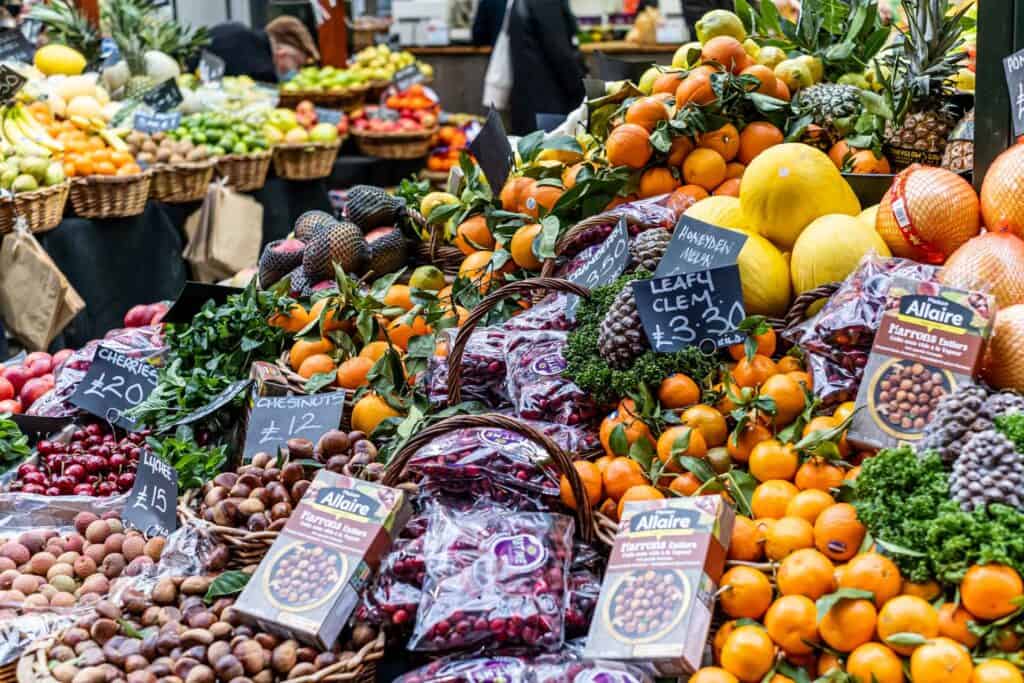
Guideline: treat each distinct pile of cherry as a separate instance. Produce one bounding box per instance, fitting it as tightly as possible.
[9,422,145,497]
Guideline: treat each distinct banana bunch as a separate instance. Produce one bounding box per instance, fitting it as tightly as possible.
[0,103,63,157]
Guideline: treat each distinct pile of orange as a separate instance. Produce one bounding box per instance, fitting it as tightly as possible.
[451,211,545,285]
[426,125,470,172]
[828,140,892,174]
[28,102,141,177]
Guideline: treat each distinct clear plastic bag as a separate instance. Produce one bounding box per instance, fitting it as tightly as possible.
[499,293,575,333]
[425,327,509,408]
[409,507,574,653]
[394,645,655,682]
[504,332,596,426]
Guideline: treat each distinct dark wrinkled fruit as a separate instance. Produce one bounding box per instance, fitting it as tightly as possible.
[258,239,305,288]
[365,226,408,276]
[293,210,337,242]
[302,220,369,280]
[345,185,404,231]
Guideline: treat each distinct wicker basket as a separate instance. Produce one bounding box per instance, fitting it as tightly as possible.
[1,659,15,683]
[0,181,69,234]
[215,151,272,192]
[404,207,464,275]
[69,172,152,219]
[277,85,369,112]
[351,126,438,159]
[272,140,342,180]
[149,160,215,204]
[178,490,278,570]
[273,352,354,432]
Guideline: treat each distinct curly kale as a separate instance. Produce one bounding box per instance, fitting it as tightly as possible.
[995,413,1024,454]
[563,271,718,406]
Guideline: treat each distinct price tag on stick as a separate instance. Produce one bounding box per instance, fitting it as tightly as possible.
[315,107,343,125]
[198,49,226,83]
[394,64,425,92]
[124,450,179,538]
[566,217,630,315]
[68,347,160,431]
[242,391,347,460]
[1005,48,1024,137]
[141,79,183,112]
[133,110,181,134]
[0,64,27,103]
[467,108,513,192]
[655,216,749,277]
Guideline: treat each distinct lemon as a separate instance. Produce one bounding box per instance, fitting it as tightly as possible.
[757,46,787,69]
[34,45,87,76]
[774,59,814,91]
[696,9,747,43]
[409,265,446,291]
[837,72,871,89]
[743,39,761,58]
[420,191,458,218]
[637,66,661,95]
[684,196,750,232]
[672,42,703,69]
[537,148,584,164]
[797,55,824,83]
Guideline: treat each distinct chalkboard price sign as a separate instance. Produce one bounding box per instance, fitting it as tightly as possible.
[468,108,513,192]
[198,50,226,83]
[133,110,182,134]
[0,29,35,65]
[394,64,425,92]
[141,79,183,112]
[69,347,160,431]
[567,217,630,314]
[632,267,747,354]
[124,450,178,538]
[656,216,749,277]
[243,391,347,459]
[315,107,343,125]
[0,64,27,103]
[1005,47,1024,137]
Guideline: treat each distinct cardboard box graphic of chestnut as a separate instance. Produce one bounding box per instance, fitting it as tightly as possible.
[235,470,410,649]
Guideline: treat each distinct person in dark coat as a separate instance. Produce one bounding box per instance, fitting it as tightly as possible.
[506,0,585,136]
[472,0,507,46]
[197,16,320,84]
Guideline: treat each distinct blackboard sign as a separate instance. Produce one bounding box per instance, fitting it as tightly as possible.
[595,51,650,82]
[368,106,400,122]
[1005,48,1024,137]
[315,107,343,125]
[161,379,252,433]
[0,29,35,64]
[536,113,566,132]
[124,450,178,538]
[0,64,27,103]
[198,49,226,83]
[141,79,183,112]
[69,347,160,430]
[566,218,630,315]
[632,267,746,354]
[243,391,346,459]
[12,415,73,442]
[163,281,243,324]
[394,64,425,92]
[133,110,182,134]
[584,78,607,100]
[655,217,749,277]
[467,108,513,192]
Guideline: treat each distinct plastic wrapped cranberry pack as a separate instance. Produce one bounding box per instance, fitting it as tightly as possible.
[394,647,654,682]
[504,332,596,426]
[499,293,574,332]
[424,327,509,408]
[408,506,574,653]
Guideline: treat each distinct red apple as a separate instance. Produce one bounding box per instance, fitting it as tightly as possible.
[124,304,150,328]
[4,366,32,394]
[0,398,22,414]
[41,373,54,384]
[20,377,51,408]
[51,349,73,371]
[149,303,168,326]
[25,352,51,367]
[27,358,50,378]
[0,376,13,402]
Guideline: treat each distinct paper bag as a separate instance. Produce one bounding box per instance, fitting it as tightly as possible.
[184,183,263,282]
[0,223,85,350]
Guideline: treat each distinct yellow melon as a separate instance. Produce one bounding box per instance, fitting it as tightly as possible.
[941,232,1024,309]
[790,214,891,296]
[858,204,878,230]
[740,143,860,250]
[980,144,1024,237]
[684,196,750,231]
[876,165,980,263]
[984,305,1024,391]
[719,227,791,317]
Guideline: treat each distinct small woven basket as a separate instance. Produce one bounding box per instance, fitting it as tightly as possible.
[215,151,272,192]
[351,126,437,159]
[273,351,354,432]
[177,490,278,570]
[277,85,369,112]
[0,181,70,234]
[69,172,152,219]
[272,140,342,180]
[149,160,215,204]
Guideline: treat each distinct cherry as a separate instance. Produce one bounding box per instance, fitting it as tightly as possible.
[36,440,54,455]
[73,484,94,496]
[85,423,102,437]
[96,482,116,496]
[45,487,60,496]
[117,473,135,489]
[17,463,37,477]
[22,471,45,486]
[110,453,127,469]
[71,429,87,442]
[65,464,85,480]
[22,484,45,494]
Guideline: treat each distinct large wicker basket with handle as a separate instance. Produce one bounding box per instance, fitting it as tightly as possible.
[272,140,342,180]
[150,160,215,204]
[214,151,272,192]
[0,181,69,234]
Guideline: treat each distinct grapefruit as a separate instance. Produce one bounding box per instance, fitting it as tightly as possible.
[980,144,1024,237]
[983,305,1024,391]
[941,232,1024,309]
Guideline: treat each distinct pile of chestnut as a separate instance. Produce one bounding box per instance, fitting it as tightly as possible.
[37,576,378,683]
[0,512,164,618]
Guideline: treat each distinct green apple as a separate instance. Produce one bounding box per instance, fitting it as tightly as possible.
[268,108,298,132]
[309,123,339,143]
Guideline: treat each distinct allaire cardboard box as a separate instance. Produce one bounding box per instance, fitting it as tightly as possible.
[583,495,734,676]
[234,470,410,649]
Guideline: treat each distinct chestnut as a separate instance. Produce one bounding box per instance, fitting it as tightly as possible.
[213,654,244,681]
[286,438,313,460]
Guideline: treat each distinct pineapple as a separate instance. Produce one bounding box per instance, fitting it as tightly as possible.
[942,108,974,173]
[29,0,101,65]
[121,34,156,100]
[795,83,865,143]
[881,0,970,167]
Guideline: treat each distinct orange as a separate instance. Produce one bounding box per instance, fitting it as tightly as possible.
[877,595,940,655]
[848,149,892,174]
[601,456,647,502]
[903,579,943,601]
[833,400,857,423]
[269,303,311,334]
[639,167,680,198]
[386,315,431,351]
[778,548,835,599]
[728,328,777,361]
[692,667,739,683]
[961,564,1024,620]
[819,598,877,652]
[719,566,773,619]
[682,404,729,446]
[733,354,776,388]
[500,176,534,211]
[667,136,695,166]
[847,643,905,683]
[309,298,350,332]
[523,185,564,219]
[510,223,543,270]
[617,484,664,519]
[713,178,741,197]
[751,480,799,519]
[740,65,777,94]
[562,162,588,189]
[748,439,798,482]
[701,36,750,73]
[658,373,701,408]
[298,353,336,379]
[814,503,865,561]
[738,122,785,165]
[606,123,653,169]
[652,71,686,95]
[350,393,401,435]
[845,465,861,481]
[840,552,902,608]
[683,148,727,191]
[360,341,393,362]
[93,160,116,175]
[728,515,765,562]
[594,454,615,474]
[795,459,846,491]
[818,653,842,676]
[725,161,746,179]
[995,629,1022,652]
[656,425,707,473]
[774,79,791,100]
[459,250,507,292]
[765,595,818,654]
[598,409,655,457]
[789,370,814,391]
[765,516,814,560]
[760,374,806,427]
[625,96,671,132]
[909,638,973,683]
[776,356,803,373]
[336,356,373,390]
[289,337,335,371]
[727,422,773,464]
[938,603,980,648]
[785,489,835,525]
[714,622,738,664]
[383,284,414,311]
[971,660,1022,683]
[117,162,142,176]
[699,124,740,161]
[669,472,702,496]
[803,415,850,458]
[559,460,603,510]
[720,626,775,683]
